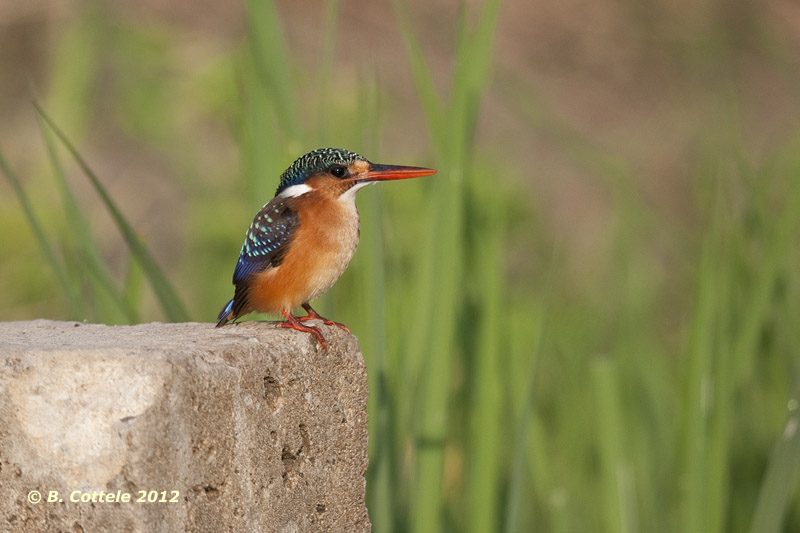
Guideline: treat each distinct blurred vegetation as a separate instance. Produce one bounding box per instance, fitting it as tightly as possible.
[2,0,800,532]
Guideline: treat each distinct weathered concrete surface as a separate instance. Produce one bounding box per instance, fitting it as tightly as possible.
[0,320,370,532]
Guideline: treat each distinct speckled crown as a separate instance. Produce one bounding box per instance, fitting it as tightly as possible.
[276,148,366,194]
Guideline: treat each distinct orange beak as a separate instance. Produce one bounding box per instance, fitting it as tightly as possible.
[352,163,437,183]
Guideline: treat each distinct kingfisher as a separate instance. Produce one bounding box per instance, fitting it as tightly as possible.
[216,147,436,349]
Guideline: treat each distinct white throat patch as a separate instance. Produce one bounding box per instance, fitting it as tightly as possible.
[338,181,374,204]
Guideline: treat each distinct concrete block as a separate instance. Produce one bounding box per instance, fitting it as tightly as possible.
[0,320,370,532]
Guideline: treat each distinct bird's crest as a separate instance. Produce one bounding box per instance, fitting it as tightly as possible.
[276,147,365,195]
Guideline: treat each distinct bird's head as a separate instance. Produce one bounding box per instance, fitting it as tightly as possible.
[276,147,436,201]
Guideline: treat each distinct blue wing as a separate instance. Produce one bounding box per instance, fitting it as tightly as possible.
[233,197,300,285]
[217,197,300,325]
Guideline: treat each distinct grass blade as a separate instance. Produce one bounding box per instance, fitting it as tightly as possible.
[38,119,138,324]
[465,186,506,532]
[354,75,397,532]
[315,0,343,144]
[593,358,639,533]
[680,165,725,533]
[392,0,444,149]
[749,391,800,533]
[35,102,190,322]
[245,0,301,142]
[240,54,282,209]
[504,307,544,533]
[0,145,83,318]
[124,253,144,315]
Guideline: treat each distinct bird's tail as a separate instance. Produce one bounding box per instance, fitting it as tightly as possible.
[216,299,235,327]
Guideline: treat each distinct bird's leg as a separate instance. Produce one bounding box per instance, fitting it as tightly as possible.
[279,309,327,350]
[298,303,352,334]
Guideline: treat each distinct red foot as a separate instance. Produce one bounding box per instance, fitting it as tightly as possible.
[279,309,327,350]
[298,303,352,334]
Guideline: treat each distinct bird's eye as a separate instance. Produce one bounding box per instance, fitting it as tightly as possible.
[330,165,347,178]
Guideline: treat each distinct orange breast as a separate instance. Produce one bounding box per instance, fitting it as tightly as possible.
[247,191,360,314]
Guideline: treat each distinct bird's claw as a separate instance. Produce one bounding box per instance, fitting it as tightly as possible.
[297,315,351,334]
[279,310,329,350]
[299,304,352,334]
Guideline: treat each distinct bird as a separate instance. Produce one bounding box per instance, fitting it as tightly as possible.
[216,147,437,349]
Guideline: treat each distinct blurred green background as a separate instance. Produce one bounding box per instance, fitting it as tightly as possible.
[2,0,800,531]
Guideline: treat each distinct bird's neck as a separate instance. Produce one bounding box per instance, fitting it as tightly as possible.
[289,187,361,230]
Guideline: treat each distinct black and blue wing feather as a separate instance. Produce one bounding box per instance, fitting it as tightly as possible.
[232,199,298,283]
[216,197,300,326]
